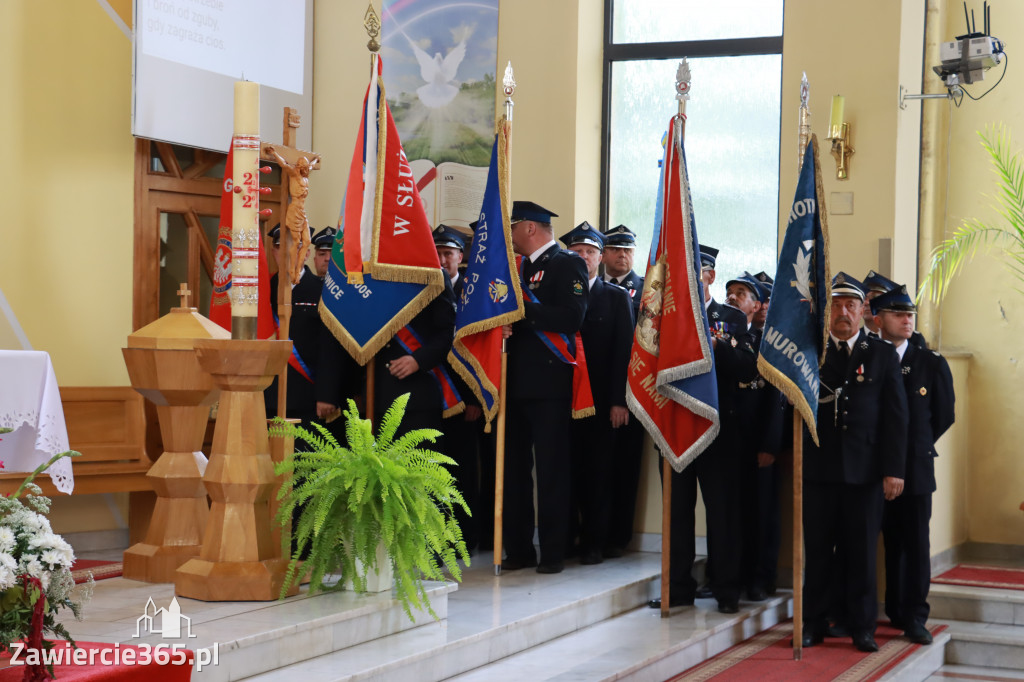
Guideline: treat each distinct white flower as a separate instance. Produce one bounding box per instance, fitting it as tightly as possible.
[0,553,16,591]
[0,527,14,552]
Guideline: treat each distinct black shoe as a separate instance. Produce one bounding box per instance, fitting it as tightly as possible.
[904,623,933,645]
[603,545,626,559]
[746,586,767,602]
[580,549,604,565]
[501,556,537,571]
[800,627,825,648]
[852,632,879,652]
[826,622,850,638]
[536,561,564,574]
[647,594,695,609]
[717,600,739,614]
[695,584,714,599]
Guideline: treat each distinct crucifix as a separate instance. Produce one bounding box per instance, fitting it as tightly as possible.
[260,108,322,424]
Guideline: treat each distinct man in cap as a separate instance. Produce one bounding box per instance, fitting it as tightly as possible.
[602,224,644,319]
[700,245,748,335]
[601,224,647,557]
[802,272,908,652]
[752,271,774,330]
[863,270,929,349]
[502,201,589,574]
[266,223,322,423]
[872,285,955,645]
[561,222,634,565]
[311,226,336,279]
[433,224,482,552]
[724,272,784,601]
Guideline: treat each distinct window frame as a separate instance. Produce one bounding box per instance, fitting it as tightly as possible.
[599,2,785,234]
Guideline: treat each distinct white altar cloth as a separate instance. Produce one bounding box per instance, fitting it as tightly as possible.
[0,350,74,493]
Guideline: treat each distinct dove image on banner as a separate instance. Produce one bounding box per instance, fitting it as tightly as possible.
[447,120,524,426]
[757,136,832,444]
[626,114,719,473]
[321,54,444,364]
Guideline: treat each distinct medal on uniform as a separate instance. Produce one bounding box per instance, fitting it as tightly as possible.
[530,271,544,284]
[856,364,865,382]
[919,387,927,396]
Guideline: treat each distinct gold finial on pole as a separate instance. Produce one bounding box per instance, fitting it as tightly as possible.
[798,72,811,171]
[675,58,691,117]
[364,3,381,53]
[502,61,516,121]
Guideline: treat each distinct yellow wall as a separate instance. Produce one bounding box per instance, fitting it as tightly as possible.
[0,1,134,386]
[934,0,1024,545]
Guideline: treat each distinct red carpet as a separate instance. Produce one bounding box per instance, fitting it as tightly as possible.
[71,559,123,584]
[932,564,1024,590]
[666,621,946,681]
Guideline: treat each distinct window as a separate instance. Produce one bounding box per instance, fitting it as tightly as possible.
[602,0,784,301]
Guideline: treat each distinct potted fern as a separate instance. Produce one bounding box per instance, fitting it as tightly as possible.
[270,394,470,621]
[919,123,1024,303]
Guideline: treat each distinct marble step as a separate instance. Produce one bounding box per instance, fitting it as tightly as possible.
[926,663,1024,681]
[876,629,951,682]
[448,594,792,682]
[937,619,1024,670]
[237,552,665,681]
[929,582,1024,625]
[64,575,453,682]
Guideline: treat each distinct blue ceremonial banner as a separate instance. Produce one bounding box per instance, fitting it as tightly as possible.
[757,136,831,444]
[319,238,438,365]
[448,121,524,426]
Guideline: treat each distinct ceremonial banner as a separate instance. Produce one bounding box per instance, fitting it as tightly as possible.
[757,136,831,444]
[341,55,444,288]
[209,140,276,339]
[626,116,719,472]
[321,55,444,365]
[447,120,524,426]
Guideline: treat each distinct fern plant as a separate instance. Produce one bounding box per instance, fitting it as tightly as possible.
[919,123,1024,303]
[270,393,470,621]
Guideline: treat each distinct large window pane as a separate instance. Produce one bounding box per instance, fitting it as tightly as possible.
[613,0,783,44]
[608,54,781,301]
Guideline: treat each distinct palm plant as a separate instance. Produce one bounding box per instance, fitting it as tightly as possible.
[919,124,1024,303]
[270,394,469,621]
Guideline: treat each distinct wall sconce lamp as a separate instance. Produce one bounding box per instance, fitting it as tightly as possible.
[827,95,854,180]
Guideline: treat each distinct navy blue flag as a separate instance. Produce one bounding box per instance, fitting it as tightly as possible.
[757,136,831,444]
[447,120,525,427]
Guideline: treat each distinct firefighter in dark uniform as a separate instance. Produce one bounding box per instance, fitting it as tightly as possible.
[863,271,929,349]
[802,272,909,653]
[502,201,588,574]
[649,245,755,614]
[601,224,645,557]
[752,271,773,331]
[265,223,324,423]
[561,222,634,565]
[872,285,955,645]
[434,224,483,553]
[724,272,784,602]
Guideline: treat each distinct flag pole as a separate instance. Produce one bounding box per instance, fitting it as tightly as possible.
[659,59,690,619]
[493,62,516,577]
[792,72,811,662]
[363,3,381,427]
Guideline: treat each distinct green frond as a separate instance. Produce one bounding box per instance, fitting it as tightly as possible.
[920,123,1024,304]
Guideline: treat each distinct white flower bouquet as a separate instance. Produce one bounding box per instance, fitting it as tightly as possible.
[0,451,90,679]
